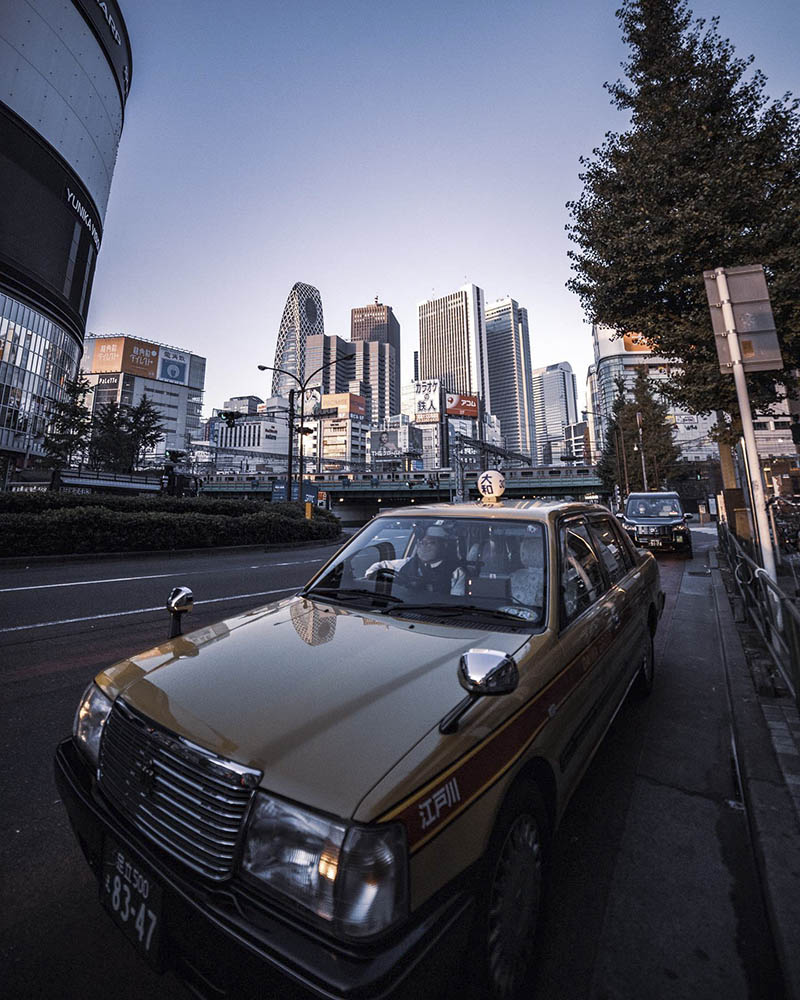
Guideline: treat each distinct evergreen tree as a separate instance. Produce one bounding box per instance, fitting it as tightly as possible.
[567,0,800,418]
[89,401,131,472]
[127,396,165,470]
[89,396,165,472]
[597,369,680,493]
[41,373,92,469]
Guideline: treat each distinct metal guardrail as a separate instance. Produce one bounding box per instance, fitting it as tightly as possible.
[718,522,800,706]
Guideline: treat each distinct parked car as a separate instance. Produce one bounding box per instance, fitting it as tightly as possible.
[56,499,664,1000]
[619,491,694,556]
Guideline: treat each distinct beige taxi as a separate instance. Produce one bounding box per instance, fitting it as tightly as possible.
[56,492,663,1000]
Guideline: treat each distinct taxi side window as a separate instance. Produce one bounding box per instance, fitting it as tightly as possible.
[559,519,607,627]
[587,516,632,584]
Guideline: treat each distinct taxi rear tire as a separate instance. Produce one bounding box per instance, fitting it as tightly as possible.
[633,632,655,698]
[470,781,549,1000]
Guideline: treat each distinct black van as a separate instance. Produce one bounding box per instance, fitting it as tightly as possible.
[619,491,693,556]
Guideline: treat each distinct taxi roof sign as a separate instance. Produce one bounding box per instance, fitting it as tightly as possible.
[477,470,505,503]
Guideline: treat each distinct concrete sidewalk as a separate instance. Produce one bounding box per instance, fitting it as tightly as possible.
[586,530,800,1000]
[710,538,800,1000]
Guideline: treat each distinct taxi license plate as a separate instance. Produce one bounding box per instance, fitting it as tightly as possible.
[101,838,163,966]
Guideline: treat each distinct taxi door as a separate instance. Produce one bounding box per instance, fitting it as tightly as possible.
[586,514,648,693]
[550,515,628,799]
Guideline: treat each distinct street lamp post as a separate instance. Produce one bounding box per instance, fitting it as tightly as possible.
[636,411,649,491]
[258,354,352,501]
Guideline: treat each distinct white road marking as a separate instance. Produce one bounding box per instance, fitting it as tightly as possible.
[0,561,317,594]
[0,587,295,634]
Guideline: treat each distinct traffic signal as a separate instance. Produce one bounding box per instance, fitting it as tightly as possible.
[219,410,241,428]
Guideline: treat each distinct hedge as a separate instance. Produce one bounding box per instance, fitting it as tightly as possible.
[0,491,338,522]
[0,505,340,557]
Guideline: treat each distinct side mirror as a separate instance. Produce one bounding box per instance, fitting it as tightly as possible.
[167,586,193,637]
[684,513,694,521]
[440,649,518,735]
[458,649,519,695]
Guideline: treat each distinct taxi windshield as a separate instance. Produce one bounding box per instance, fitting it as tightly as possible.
[626,496,683,519]
[305,515,548,629]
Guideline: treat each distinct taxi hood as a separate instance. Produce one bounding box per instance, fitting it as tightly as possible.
[97,596,526,820]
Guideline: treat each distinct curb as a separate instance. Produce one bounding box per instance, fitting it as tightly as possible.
[711,559,800,1000]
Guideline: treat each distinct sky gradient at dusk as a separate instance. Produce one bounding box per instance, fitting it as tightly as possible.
[85,0,800,413]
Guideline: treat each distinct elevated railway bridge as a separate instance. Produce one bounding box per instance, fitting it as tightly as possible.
[201,466,607,524]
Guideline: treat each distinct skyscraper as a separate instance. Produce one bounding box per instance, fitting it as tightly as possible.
[304,334,356,395]
[484,297,536,458]
[531,362,578,465]
[350,300,401,420]
[271,282,325,398]
[351,300,400,354]
[417,284,490,411]
[0,0,132,479]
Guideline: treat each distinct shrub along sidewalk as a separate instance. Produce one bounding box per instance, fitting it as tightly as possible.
[0,495,339,557]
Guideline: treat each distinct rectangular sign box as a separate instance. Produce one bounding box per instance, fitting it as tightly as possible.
[703,265,783,374]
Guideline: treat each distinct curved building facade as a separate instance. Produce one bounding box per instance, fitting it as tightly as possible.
[271,282,325,398]
[0,0,132,477]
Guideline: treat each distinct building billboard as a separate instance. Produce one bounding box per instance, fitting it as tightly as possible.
[91,337,160,377]
[372,429,402,456]
[622,333,651,352]
[322,393,367,417]
[414,379,441,423]
[158,347,190,385]
[91,337,125,372]
[594,325,654,361]
[445,392,479,418]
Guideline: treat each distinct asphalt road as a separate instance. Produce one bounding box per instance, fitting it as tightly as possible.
[0,531,781,999]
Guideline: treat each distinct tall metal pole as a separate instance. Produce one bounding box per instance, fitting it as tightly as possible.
[298,390,306,495]
[714,268,777,581]
[286,388,295,497]
[636,411,649,491]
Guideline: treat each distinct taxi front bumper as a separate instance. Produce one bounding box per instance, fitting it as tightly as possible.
[54,737,473,1000]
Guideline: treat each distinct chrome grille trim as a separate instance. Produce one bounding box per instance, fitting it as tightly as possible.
[98,700,262,881]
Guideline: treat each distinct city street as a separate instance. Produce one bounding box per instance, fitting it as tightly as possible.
[0,530,782,999]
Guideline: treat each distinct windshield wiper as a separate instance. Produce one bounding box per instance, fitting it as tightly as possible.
[303,587,404,608]
[390,603,536,625]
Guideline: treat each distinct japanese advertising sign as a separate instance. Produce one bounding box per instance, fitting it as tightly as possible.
[445,393,479,418]
[91,337,159,377]
[414,380,441,423]
[158,347,190,385]
[371,429,402,456]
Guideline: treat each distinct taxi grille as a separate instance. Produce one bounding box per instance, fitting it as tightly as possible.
[98,700,261,881]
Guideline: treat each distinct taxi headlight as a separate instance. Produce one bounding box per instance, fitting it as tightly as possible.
[241,792,408,938]
[73,682,113,768]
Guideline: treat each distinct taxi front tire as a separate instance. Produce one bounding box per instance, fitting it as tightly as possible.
[470,781,549,1000]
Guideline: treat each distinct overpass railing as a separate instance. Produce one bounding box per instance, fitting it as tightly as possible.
[718,521,800,706]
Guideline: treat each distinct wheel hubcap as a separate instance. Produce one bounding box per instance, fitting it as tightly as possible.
[486,813,542,998]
